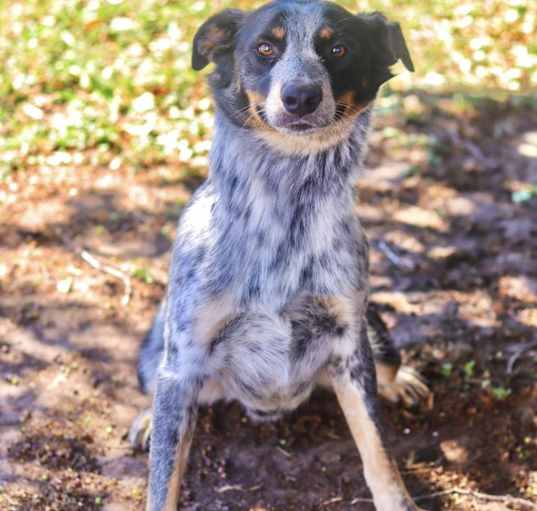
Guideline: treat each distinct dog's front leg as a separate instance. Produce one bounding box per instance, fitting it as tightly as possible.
[330,336,424,511]
[147,366,201,511]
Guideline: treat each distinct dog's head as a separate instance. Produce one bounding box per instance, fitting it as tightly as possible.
[192,0,413,153]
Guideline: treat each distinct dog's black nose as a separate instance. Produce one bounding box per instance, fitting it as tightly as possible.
[281,83,323,116]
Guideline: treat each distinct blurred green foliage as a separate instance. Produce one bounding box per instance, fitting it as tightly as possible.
[0,0,535,177]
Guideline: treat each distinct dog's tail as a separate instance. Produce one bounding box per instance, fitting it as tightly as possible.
[137,299,166,394]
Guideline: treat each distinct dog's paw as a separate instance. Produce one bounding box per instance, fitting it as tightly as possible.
[128,408,152,451]
[378,365,431,408]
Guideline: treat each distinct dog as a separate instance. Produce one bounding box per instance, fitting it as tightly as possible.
[129,1,429,509]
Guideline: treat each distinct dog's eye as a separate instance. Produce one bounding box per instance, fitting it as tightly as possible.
[331,45,348,58]
[256,42,275,58]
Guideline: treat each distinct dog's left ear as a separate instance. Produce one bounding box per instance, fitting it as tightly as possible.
[192,9,245,71]
[363,13,414,72]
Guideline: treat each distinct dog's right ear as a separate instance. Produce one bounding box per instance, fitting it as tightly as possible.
[362,13,414,73]
[192,9,245,71]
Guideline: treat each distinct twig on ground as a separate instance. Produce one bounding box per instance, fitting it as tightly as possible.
[215,484,262,493]
[505,339,537,374]
[216,485,244,493]
[463,141,497,169]
[350,488,537,510]
[418,488,537,510]
[321,496,343,506]
[61,233,133,305]
[444,127,496,169]
[79,249,132,305]
[276,446,292,458]
[376,240,416,272]
[350,496,374,504]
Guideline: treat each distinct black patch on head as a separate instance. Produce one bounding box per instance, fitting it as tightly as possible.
[316,4,414,107]
[236,7,289,84]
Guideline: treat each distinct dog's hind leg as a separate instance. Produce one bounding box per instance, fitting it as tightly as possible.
[138,300,167,395]
[329,330,424,511]
[367,303,430,406]
[129,300,167,451]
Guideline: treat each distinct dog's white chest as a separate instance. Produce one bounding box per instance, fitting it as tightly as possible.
[208,306,334,420]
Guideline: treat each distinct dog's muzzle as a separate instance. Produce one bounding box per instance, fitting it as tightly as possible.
[281,81,323,117]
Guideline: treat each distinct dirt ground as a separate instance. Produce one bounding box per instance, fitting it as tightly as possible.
[1,97,537,510]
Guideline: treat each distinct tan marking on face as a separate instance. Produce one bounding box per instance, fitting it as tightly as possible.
[255,115,355,155]
[192,293,236,344]
[337,90,355,108]
[271,26,286,40]
[244,89,270,129]
[332,375,415,510]
[335,90,370,118]
[319,26,334,39]
[199,25,227,56]
[245,89,266,106]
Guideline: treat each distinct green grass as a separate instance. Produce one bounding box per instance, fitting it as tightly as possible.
[0,0,535,178]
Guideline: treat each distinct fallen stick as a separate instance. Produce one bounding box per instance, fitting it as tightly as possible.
[376,240,416,271]
[62,232,133,306]
[79,249,132,306]
[505,339,537,374]
[350,488,537,510]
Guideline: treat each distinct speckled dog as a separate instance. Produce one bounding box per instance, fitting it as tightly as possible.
[129,1,429,510]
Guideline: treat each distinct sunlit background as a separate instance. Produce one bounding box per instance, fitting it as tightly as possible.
[0,0,535,180]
